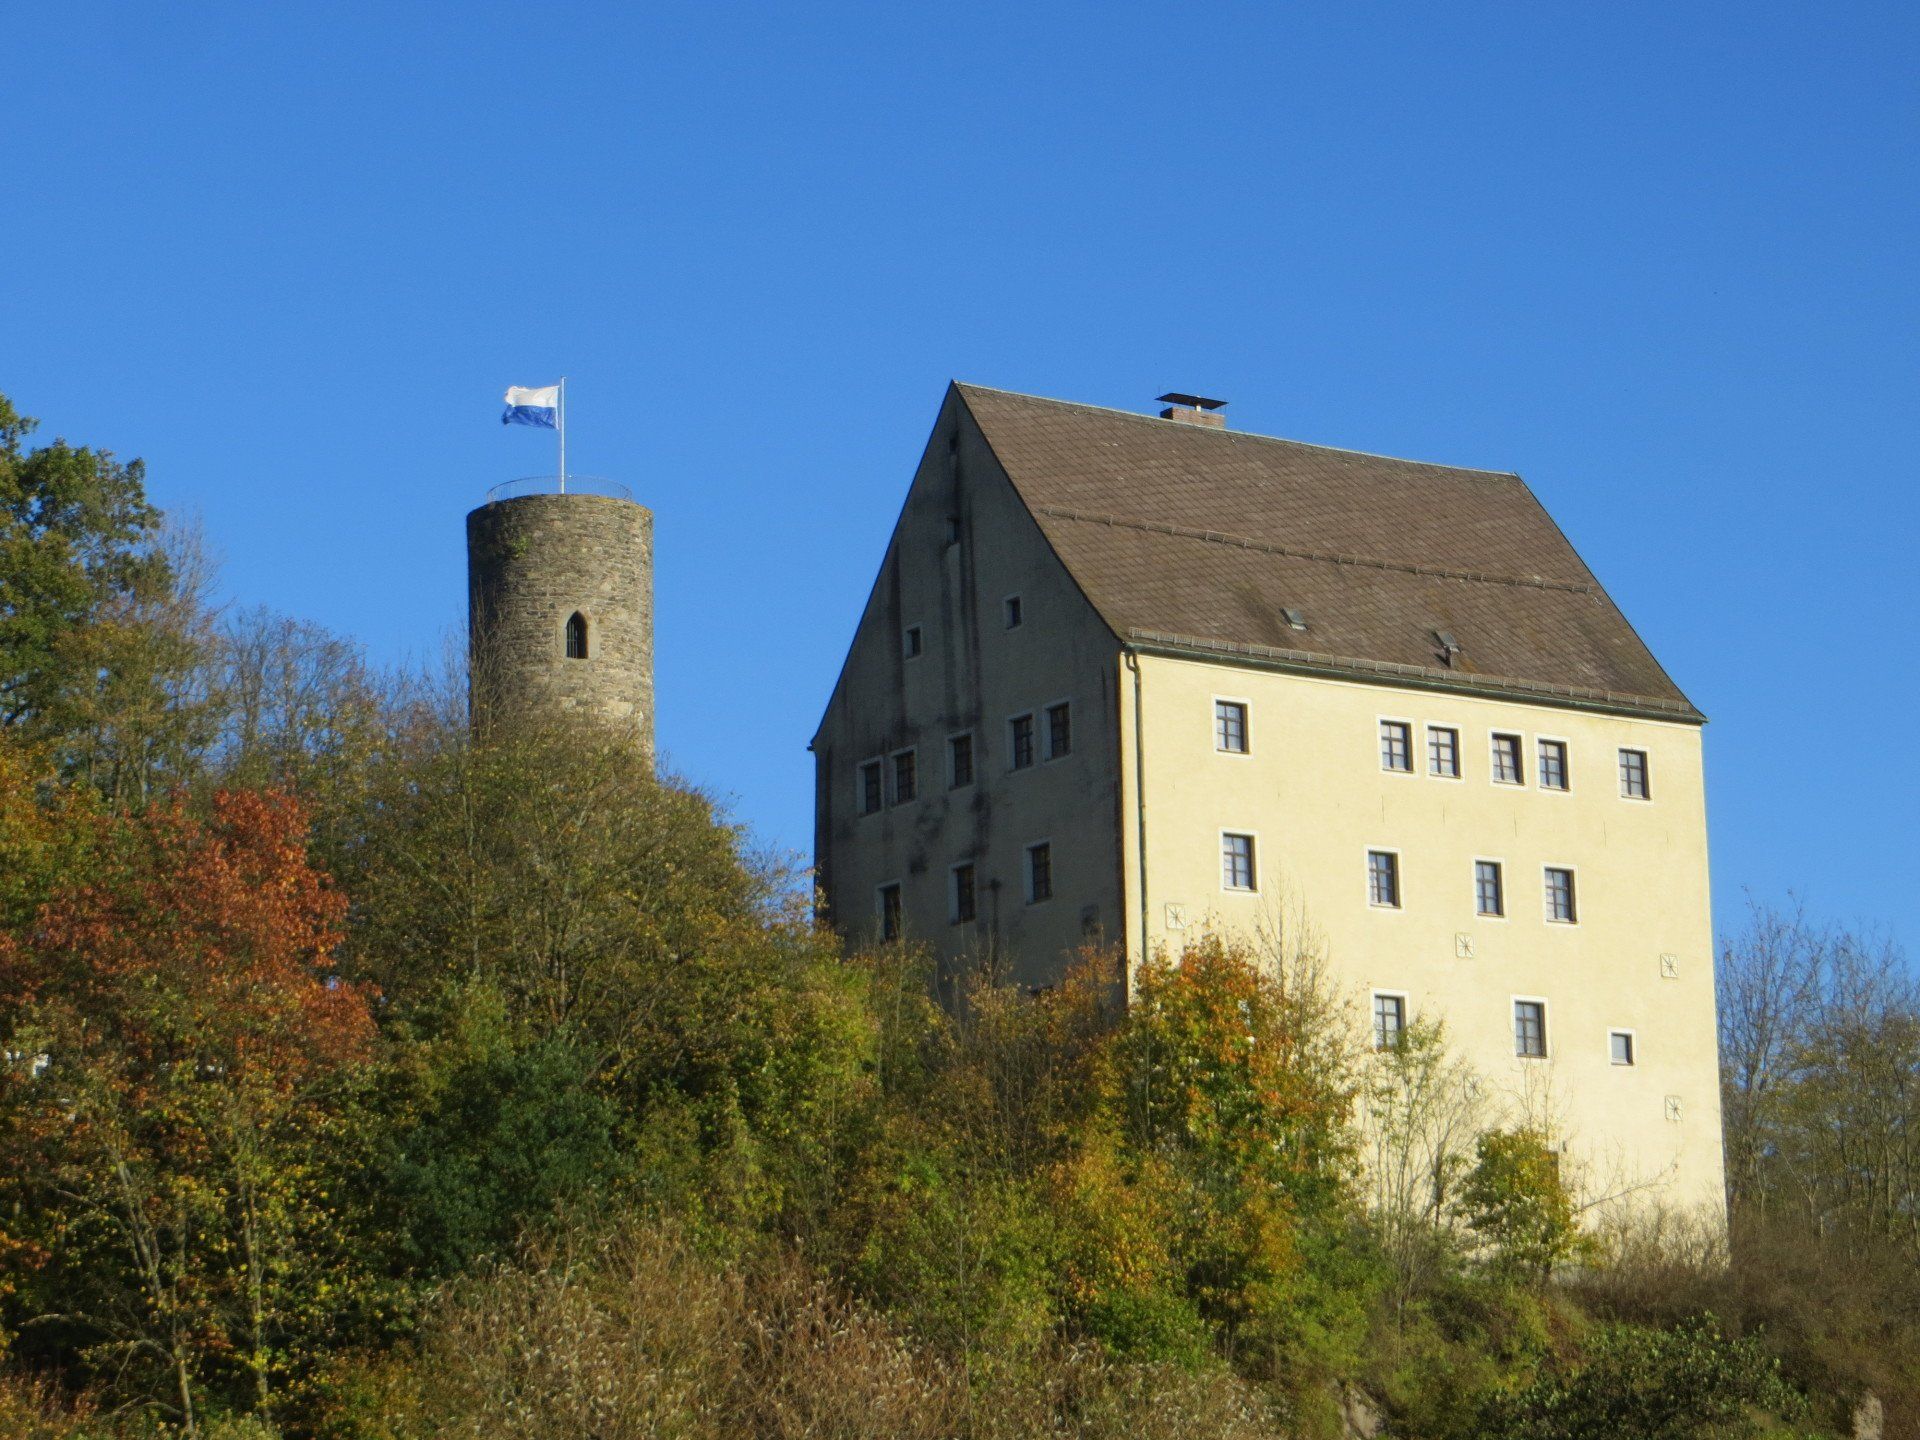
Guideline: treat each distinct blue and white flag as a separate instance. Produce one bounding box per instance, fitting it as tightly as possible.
[502,384,559,429]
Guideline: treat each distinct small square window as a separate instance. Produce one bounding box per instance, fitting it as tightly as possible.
[903,625,923,659]
[892,749,917,804]
[1428,726,1460,778]
[878,883,903,942]
[1215,700,1249,754]
[1514,1000,1547,1058]
[1380,720,1413,773]
[1610,1030,1635,1066]
[1619,748,1651,800]
[1004,596,1023,629]
[1010,714,1035,770]
[858,760,883,816]
[951,863,977,924]
[1026,842,1052,904]
[1373,993,1407,1051]
[1491,733,1524,785]
[1368,850,1401,908]
[1538,739,1569,791]
[1475,860,1505,918]
[1545,867,1577,924]
[949,733,974,789]
[1221,833,1256,891]
[1046,702,1072,759]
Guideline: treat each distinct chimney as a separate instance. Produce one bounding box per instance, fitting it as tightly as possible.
[1156,392,1228,429]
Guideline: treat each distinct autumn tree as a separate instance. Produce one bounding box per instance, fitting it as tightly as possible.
[0,780,377,1434]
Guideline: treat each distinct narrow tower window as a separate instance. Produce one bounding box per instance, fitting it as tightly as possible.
[565,611,589,659]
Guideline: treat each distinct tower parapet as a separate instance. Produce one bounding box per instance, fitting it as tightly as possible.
[466,484,654,760]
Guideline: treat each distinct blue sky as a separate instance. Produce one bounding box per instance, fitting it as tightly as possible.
[4,2,1915,952]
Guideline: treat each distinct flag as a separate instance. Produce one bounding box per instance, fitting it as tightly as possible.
[502,384,559,428]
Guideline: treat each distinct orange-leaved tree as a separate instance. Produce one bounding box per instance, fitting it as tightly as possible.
[0,782,374,1436]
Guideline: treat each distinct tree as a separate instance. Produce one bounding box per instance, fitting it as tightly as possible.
[1460,1127,1583,1284]
[0,784,376,1434]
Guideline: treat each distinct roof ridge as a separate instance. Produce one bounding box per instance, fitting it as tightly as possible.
[951,380,1520,481]
[1033,505,1595,595]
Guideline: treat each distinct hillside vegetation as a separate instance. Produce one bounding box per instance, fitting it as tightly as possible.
[2,394,1917,1439]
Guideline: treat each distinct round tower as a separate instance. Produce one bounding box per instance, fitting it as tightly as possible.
[466,489,654,760]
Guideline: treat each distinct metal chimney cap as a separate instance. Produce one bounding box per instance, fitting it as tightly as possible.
[1155,392,1228,410]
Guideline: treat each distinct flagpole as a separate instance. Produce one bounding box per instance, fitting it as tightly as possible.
[558,377,567,494]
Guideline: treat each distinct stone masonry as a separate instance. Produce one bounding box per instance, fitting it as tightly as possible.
[466,492,655,761]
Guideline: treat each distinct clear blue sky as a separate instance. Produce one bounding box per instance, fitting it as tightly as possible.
[5,2,1915,952]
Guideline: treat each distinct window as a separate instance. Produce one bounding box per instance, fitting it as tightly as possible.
[565,611,588,659]
[1514,1000,1547,1058]
[1004,595,1023,629]
[1491,732,1524,785]
[1026,842,1052,904]
[949,733,974,789]
[1046,702,1072,759]
[878,883,902,942]
[1373,994,1407,1051]
[945,515,961,544]
[1380,720,1413,773]
[859,760,883,815]
[903,625,923,659]
[1368,850,1402,908]
[1215,700,1249,754]
[1428,725,1460,778]
[1221,832,1256,891]
[1010,713,1035,770]
[1619,748,1651,800]
[951,863,977,924]
[892,749,917,804]
[1538,739,1569,791]
[1545,867,1578,923]
[1610,1030,1636,1066]
[1475,860,1505,918]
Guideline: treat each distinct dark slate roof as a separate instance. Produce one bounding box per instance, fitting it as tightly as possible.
[955,383,1700,721]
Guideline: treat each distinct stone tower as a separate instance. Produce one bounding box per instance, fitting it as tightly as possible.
[466,490,654,760]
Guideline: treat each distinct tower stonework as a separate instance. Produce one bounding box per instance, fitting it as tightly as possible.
[466,491,654,759]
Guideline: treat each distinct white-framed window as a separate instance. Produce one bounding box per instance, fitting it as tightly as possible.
[1491,732,1524,785]
[1025,841,1053,904]
[891,748,918,804]
[1514,998,1548,1058]
[1538,738,1570,792]
[1373,992,1408,1051]
[877,882,903,942]
[1474,859,1505,918]
[1380,719,1414,773]
[950,862,977,925]
[1544,866,1578,924]
[1009,713,1036,770]
[1004,595,1023,629]
[858,759,884,816]
[903,625,923,659]
[948,732,974,789]
[1619,748,1652,800]
[1427,725,1461,778]
[1610,1029,1636,1066]
[1221,832,1257,892]
[1215,699,1249,754]
[1045,701,1072,760]
[1368,849,1402,909]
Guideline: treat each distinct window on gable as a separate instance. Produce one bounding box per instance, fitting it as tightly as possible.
[878,883,903,942]
[1545,867,1578,924]
[1428,725,1460,777]
[1538,739,1569,791]
[951,864,977,924]
[1026,842,1053,903]
[1491,732,1524,785]
[1475,860,1505,917]
[1514,1000,1547,1058]
[892,748,917,804]
[1610,1030,1636,1066]
[1373,994,1407,1051]
[565,611,588,659]
[1221,833,1256,891]
[949,733,974,789]
[1010,713,1035,770]
[903,625,923,659]
[1380,720,1413,773]
[1004,596,1023,629]
[1046,702,1072,759]
[859,760,883,816]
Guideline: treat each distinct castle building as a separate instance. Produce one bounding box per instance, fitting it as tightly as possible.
[810,383,1724,1214]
